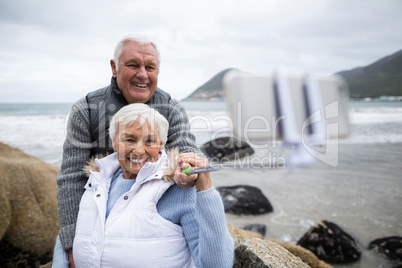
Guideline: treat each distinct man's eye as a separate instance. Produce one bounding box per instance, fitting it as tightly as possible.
[145,139,155,143]
[146,66,155,70]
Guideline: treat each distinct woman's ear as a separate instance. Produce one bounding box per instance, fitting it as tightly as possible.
[112,140,117,151]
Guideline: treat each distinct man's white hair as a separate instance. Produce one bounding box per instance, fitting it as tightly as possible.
[109,103,169,146]
[113,32,160,70]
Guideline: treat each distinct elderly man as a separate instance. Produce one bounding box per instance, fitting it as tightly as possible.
[55,33,200,267]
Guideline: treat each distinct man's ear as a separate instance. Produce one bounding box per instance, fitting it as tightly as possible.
[110,60,117,77]
[112,141,117,151]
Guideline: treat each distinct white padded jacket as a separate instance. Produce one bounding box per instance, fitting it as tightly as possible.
[73,151,195,268]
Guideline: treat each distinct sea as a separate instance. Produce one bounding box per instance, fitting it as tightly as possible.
[0,100,401,267]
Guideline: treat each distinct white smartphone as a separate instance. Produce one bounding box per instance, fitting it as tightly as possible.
[223,70,351,143]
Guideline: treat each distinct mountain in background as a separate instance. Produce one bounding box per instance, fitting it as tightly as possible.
[181,68,237,101]
[336,49,402,98]
[182,49,402,101]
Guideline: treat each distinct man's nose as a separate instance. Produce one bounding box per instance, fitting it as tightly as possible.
[136,67,148,79]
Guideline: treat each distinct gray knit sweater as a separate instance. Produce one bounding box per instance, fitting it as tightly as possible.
[56,92,199,250]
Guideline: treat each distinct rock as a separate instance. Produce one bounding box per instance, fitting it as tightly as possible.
[234,238,310,268]
[272,239,332,268]
[228,224,264,240]
[368,236,402,263]
[243,224,267,237]
[297,220,361,264]
[39,261,53,268]
[0,240,54,268]
[0,142,59,266]
[217,185,273,215]
[200,136,254,161]
[227,225,331,268]
[228,224,332,268]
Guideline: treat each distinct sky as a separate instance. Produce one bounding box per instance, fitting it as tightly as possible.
[0,0,401,103]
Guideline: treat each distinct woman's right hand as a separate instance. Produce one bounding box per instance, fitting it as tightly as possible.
[174,152,212,192]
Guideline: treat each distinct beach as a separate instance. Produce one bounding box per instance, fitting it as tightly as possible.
[0,101,401,267]
[210,142,402,268]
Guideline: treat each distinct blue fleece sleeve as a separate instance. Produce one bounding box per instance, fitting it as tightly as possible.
[193,187,234,267]
[157,185,234,268]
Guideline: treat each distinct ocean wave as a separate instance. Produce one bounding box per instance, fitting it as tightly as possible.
[1,102,402,167]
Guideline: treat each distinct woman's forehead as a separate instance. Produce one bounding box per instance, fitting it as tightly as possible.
[118,120,158,136]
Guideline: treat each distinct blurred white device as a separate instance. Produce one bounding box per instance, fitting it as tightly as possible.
[224,70,351,167]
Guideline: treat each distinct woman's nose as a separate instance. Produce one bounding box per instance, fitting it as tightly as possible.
[131,142,145,154]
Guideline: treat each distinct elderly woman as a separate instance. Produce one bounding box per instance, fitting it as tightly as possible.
[65,103,234,267]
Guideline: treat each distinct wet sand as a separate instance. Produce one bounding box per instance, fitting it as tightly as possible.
[211,143,402,268]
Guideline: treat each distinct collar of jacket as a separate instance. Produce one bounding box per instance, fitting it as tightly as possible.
[87,150,168,191]
[110,77,129,105]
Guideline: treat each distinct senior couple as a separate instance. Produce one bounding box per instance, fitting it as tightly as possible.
[52,33,234,268]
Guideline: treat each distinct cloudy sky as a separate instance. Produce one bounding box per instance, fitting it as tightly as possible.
[0,0,401,103]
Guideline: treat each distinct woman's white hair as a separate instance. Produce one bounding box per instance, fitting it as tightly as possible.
[109,103,169,146]
[113,32,160,70]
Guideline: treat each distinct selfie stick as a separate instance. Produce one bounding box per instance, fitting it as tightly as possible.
[181,162,277,175]
[181,73,328,175]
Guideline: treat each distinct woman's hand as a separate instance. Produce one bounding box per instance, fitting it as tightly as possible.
[174,153,212,192]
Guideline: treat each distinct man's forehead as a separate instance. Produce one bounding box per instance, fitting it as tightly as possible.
[122,41,158,59]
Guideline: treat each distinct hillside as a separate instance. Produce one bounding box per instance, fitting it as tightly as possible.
[182,49,402,101]
[336,49,402,98]
[181,68,236,101]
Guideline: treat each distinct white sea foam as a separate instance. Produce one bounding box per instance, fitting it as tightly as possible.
[186,102,402,145]
[0,114,68,165]
[0,101,401,166]
[349,106,402,124]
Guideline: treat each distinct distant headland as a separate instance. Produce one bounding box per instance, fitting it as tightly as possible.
[181,49,402,102]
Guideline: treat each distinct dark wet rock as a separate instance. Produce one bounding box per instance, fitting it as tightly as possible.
[217,185,273,215]
[0,239,53,268]
[243,224,267,237]
[369,236,402,263]
[297,220,361,264]
[200,136,254,161]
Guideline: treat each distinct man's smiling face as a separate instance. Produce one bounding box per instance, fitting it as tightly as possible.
[111,41,159,103]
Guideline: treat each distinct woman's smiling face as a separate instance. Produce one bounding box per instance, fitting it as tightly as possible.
[112,118,161,179]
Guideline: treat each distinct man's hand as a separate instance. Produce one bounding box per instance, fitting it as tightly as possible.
[174,153,211,192]
[68,248,76,268]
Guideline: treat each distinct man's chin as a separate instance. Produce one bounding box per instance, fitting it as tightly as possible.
[127,90,156,103]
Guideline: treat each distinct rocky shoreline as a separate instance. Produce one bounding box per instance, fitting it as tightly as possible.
[1,141,401,267]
